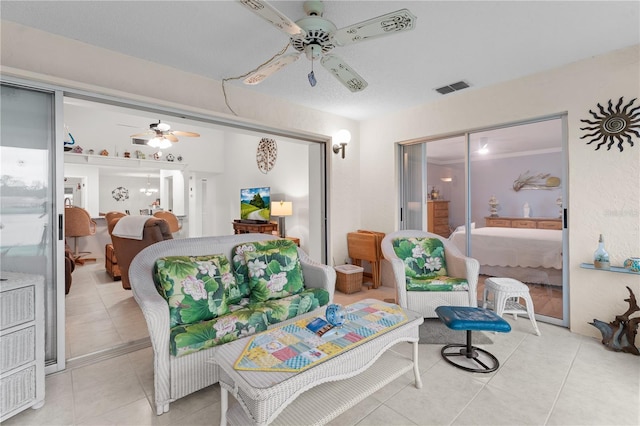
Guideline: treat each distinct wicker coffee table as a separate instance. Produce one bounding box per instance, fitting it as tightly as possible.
[210,299,424,426]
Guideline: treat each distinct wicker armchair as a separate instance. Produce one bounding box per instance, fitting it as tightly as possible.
[64,206,97,264]
[381,230,479,318]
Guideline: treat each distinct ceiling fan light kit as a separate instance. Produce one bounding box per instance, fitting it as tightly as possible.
[237,0,416,91]
[130,120,200,149]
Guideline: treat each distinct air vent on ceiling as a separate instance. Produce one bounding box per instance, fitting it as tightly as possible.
[435,80,470,95]
[132,138,148,145]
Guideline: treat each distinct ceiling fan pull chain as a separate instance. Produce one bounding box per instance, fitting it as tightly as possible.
[308,58,317,87]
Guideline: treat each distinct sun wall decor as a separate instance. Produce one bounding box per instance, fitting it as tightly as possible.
[580,97,640,152]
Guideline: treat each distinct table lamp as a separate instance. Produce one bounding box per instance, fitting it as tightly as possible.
[271,201,292,238]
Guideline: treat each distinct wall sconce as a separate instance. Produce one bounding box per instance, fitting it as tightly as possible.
[332,129,351,159]
[271,201,293,238]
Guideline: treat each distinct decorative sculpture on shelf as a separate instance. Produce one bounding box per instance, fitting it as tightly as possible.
[488,195,499,217]
[589,286,639,356]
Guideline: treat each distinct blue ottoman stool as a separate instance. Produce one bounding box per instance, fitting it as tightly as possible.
[435,306,511,373]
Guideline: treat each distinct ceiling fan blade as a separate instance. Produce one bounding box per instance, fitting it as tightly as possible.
[171,131,200,137]
[333,9,417,46]
[164,134,179,142]
[237,0,305,38]
[243,52,301,85]
[130,131,153,138]
[320,54,368,92]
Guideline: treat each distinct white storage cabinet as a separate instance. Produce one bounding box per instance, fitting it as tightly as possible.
[0,271,45,422]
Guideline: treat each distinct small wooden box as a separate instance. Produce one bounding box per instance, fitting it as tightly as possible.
[335,265,364,294]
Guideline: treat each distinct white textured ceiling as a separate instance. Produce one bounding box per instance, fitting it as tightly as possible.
[1,1,639,121]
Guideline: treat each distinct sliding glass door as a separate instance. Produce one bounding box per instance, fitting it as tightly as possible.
[1,83,65,370]
[399,116,568,326]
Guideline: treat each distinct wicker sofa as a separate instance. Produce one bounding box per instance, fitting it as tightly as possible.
[128,233,336,415]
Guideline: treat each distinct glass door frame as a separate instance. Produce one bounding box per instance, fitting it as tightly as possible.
[3,74,332,371]
[397,114,569,327]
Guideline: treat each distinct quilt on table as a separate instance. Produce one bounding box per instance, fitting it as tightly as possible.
[234,300,408,373]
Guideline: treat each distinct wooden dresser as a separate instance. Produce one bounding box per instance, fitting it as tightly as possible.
[427,200,450,237]
[485,216,562,230]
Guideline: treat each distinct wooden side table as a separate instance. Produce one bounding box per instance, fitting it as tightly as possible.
[232,221,278,235]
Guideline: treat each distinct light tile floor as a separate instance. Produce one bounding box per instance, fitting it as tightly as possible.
[5,263,638,425]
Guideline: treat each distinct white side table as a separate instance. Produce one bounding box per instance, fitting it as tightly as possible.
[482,277,541,336]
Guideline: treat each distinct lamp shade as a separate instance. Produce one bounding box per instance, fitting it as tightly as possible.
[271,201,292,217]
[335,129,351,145]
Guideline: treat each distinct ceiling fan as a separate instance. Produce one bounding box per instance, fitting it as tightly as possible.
[130,120,200,149]
[237,0,416,92]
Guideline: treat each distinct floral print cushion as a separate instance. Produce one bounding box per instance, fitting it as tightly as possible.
[169,287,330,356]
[406,276,469,292]
[230,243,258,304]
[393,237,449,280]
[154,254,232,327]
[243,239,305,303]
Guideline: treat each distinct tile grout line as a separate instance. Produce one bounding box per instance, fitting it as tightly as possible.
[448,325,529,425]
[542,339,582,425]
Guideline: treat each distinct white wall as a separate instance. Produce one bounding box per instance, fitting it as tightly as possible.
[361,45,640,339]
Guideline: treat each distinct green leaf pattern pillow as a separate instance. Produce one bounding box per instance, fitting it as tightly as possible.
[243,239,305,303]
[392,237,449,280]
[154,254,231,327]
[229,243,258,304]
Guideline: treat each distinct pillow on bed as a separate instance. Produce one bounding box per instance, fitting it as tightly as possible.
[392,237,449,280]
[452,222,476,234]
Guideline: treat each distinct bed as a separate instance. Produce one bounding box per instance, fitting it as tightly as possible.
[449,227,563,285]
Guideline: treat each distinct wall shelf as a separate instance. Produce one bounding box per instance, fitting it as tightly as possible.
[580,263,640,275]
[64,152,187,170]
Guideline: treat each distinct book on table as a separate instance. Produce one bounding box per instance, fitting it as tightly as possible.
[306,317,336,337]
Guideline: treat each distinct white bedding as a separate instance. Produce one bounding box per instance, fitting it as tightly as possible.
[449,227,562,270]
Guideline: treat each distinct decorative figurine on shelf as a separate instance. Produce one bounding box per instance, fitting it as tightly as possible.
[523,202,531,218]
[556,196,563,218]
[123,151,131,158]
[152,151,161,160]
[177,154,183,162]
[87,149,95,155]
[623,257,640,273]
[489,195,499,217]
[430,186,439,200]
[325,303,347,328]
[71,145,83,154]
[593,234,610,270]
[100,149,109,156]
[135,150,145,159]
[166,153,175,162]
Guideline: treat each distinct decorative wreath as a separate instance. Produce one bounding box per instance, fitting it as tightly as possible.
[112,186,129,201]
[256,137,278,174]
[580,97,640,152]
